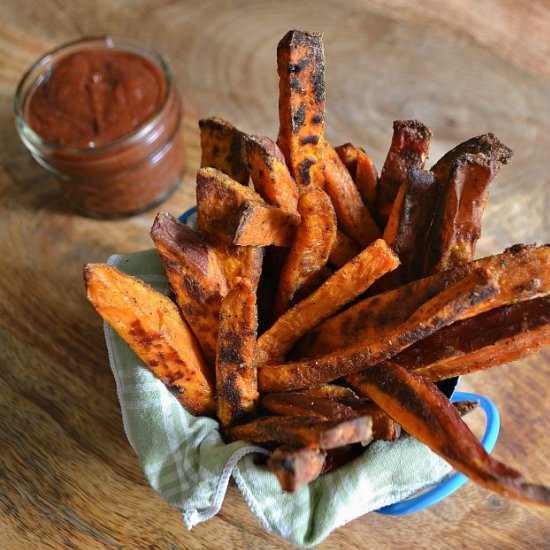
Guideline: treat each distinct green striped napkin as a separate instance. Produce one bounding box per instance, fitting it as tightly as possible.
[104,249,453,547]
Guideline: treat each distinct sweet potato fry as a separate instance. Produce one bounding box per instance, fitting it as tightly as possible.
[423,133,513,274]
[376,120,432,225]
[259,239,399,363]
[335,143,378,212]
[196,167,299,247]
[211,242,264,290]
[323,145,381,247]
[268,446,326,492]
[226,415,373,449]
[258,268,498,391]
[328,230,360,268]
[295,384,362,406]
[276,30,326,189]
[199,117,249,184]
[393,295,550,381]
[150,212,228,366]
[355,148,378,212]
[262,393,358,421]
[298,244,550,357]
[274,189,337,317]
[245,134,299,213]
[84,264,215,416]
[377,167,439,290]
[351,402,401,441]
[216,278,259,426]
[347,362,550,506]
[321,445,365,474]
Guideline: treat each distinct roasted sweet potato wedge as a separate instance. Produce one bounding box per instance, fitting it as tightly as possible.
[351,402,401,441]
[423,133,513,274]
[377,167,439,290]
[211,242,264,290]
[393,295,550,381]
[376,120,432,225]
[276,30,326,189]
[299,244,550,357]
[268,446,326,492]
[226,415,373,449]
[328,230,361,268]
[246,134,299,214]
[199,117,249,184]
[150,212,227,366]
[347,362,550,506]
[335,143,378,213]
[259,268,498,391]
[295,384,362,406]
[258,239,399,363]
[84,264,215,416]
[196,167,299,247]
[216,278,259,426]
[323,144,381,247]
[262,393,358,421]
[274,189,337,317]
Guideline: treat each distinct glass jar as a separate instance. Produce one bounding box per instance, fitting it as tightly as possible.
[14,36,184,218]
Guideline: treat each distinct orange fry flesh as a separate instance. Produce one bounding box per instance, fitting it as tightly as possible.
[268,446,326,492]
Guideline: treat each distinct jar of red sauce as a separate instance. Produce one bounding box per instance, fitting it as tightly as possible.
[15,36,183,218]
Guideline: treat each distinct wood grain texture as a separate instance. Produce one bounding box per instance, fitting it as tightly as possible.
[0,1,549,548]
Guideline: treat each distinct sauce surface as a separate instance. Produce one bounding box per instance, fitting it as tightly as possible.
[27,49,165,148]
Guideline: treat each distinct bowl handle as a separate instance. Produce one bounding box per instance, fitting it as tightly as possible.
[376,391,500,515]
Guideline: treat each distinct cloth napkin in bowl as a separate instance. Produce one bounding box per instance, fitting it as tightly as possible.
[104,249,453,548]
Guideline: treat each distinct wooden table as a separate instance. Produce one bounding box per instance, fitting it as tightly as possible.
[1,1,549,548]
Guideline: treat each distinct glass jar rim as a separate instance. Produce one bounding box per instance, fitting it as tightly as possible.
[14,35,174,156]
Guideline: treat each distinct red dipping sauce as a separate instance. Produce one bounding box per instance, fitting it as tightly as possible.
[15,37,183,217]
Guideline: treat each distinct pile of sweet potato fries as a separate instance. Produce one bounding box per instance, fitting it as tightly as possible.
[85,30,550,504]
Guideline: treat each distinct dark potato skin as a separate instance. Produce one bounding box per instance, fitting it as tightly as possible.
[423,133,513,275]
[199,117,249,184]
[391,295,550,381]
[348,362,550,506]
[376,120,432,225]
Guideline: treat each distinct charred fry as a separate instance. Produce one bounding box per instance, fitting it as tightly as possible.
[348,362,550,506]
[199,117,249,184]
[151,212,227,365]
[328,230,360,268]
[423,133,513,274]
[392,295,550,381]
[196,167,299,247]
[351,402,401,441]
[276,30,326,189]
[84,264,215,416]
[259,239,399,363]
[216,278,259,426]
[376,120,432,225]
